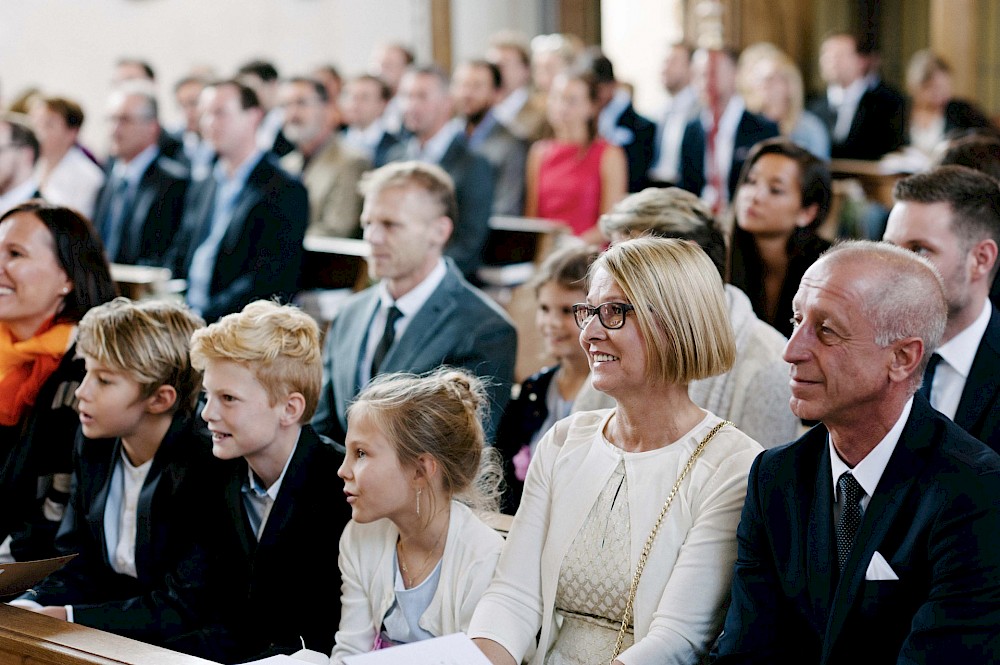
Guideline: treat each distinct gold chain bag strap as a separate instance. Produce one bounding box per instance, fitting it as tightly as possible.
[609,419,733,665]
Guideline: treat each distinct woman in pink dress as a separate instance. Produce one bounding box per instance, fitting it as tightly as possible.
[525,71,627,244]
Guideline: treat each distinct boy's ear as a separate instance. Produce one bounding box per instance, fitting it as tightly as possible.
[146,385,178,415]
[279,392,306,427]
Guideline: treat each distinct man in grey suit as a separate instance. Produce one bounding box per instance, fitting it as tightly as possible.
[385,66,495,280]
[312,161,517,444]
[452,59,527,216]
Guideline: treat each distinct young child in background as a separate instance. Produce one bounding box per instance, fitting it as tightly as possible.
[329,368,504,662]
[12,297,214,647]
[179,300,352,663]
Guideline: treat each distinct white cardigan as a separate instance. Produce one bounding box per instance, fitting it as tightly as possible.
[331,501,504,663]
[467,409,762,665]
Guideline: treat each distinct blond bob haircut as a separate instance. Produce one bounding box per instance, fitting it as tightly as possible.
[189,300,322,422]
[593,237,736,384]
[77,297,206,414]
[347,368,502,516]
[358,160,458,226]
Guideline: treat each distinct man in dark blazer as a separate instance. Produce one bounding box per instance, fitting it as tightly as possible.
[714,241,1000,664]
[312,161,516,445]
[807,33,905,160]
[588,49,656,192]
[167,80,308,323]
[385,65,495,280]
[883,166,1000,452]
[678,48,779,207]
[94,86,188,267]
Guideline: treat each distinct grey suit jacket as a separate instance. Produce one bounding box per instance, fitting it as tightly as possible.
[281,137,371,239]
[469,119,527,216]
[312,258,517,443]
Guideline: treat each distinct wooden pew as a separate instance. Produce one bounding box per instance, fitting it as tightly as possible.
[299,236,371,292]
[828,159,907,209]
[109,264,175,301]
[476,215,569,288]
[0,603,219,665]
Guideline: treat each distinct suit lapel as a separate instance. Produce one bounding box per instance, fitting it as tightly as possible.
[256,428,313,549]
[338,291,380,410]
[225,460,256,558]
[822,399,934,658]
[803,431,837,624]
[183,177,219,273]
[954,308,1000,435]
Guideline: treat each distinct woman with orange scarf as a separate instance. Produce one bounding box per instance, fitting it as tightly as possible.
[0,201,115,562]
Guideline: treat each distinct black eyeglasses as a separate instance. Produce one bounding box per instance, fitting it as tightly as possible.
[571,302,636,330]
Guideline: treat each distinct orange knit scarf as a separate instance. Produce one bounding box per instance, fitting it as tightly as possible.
[0,319,74,426]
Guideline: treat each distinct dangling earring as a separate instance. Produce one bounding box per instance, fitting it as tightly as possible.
[416,488,422,517]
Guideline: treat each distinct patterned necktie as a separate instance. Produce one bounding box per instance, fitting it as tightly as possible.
[919,352,943,402]
[836,472,864,571]
[370,305,403,377]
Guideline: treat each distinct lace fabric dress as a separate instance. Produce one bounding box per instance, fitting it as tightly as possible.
[545,460,633,664]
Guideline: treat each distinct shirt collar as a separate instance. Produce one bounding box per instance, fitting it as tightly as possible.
[244,430,300,502]
[493,86,530,125]
[701,96,745,133]
[377,258,447,317]
[215,149,264,188]
[113,144,159,188]
[0,178,40,214]
[407,118,462,164]
[466,109,498,148]
[829,396,913,500]
[935,300,992,380]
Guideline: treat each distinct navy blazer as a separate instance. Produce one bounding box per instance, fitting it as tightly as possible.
[175,425,351,663]
[93,154,189,267]
[714,394,1000,664]
[20,412,218,646]
[678,110,779,203]
[312,258,516,445]
[167,153,308,322]
[808,82,906,160]
[954,306,1000,453]
[372,131,400,168]
[613,102,656,192]
[385,135,495,279]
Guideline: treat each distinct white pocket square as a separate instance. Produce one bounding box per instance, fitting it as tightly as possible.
[864,551,899,581]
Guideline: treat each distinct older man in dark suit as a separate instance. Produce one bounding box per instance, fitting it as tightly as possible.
[93,85,188,267]
[714,241,1000,664]
[312,161,516,445]
[167,80,308,323]
[883,166,1000,452]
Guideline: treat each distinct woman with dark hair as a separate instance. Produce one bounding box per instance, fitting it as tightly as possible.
[525,70,627,243]
[0,201,116,562]
[729,138,832,338]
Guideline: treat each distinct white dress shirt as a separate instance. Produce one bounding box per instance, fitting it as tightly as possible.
[928,301,992,419]
[699,96,745,206]
[359,258,447,386]
[0,178,39,215]
[827,79,868,143]
[829,397,913,518]
[649,86,698,184]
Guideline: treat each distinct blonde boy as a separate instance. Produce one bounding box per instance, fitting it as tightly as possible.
[184,300,352,662]
[14,297,214,647]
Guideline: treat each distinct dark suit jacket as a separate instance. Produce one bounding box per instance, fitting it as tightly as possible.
[808,82,906,160]
[20,413,217,645]
[612,102,656,192]
[168,153,308,322]
[954,307,1000,453]
[714,395,1000,664]
[312,258,517,444]
[373,131,400,168]
[385,135,495,279]
[176,425,350,663]
[679,110,780,203]
[93,154,189,266]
